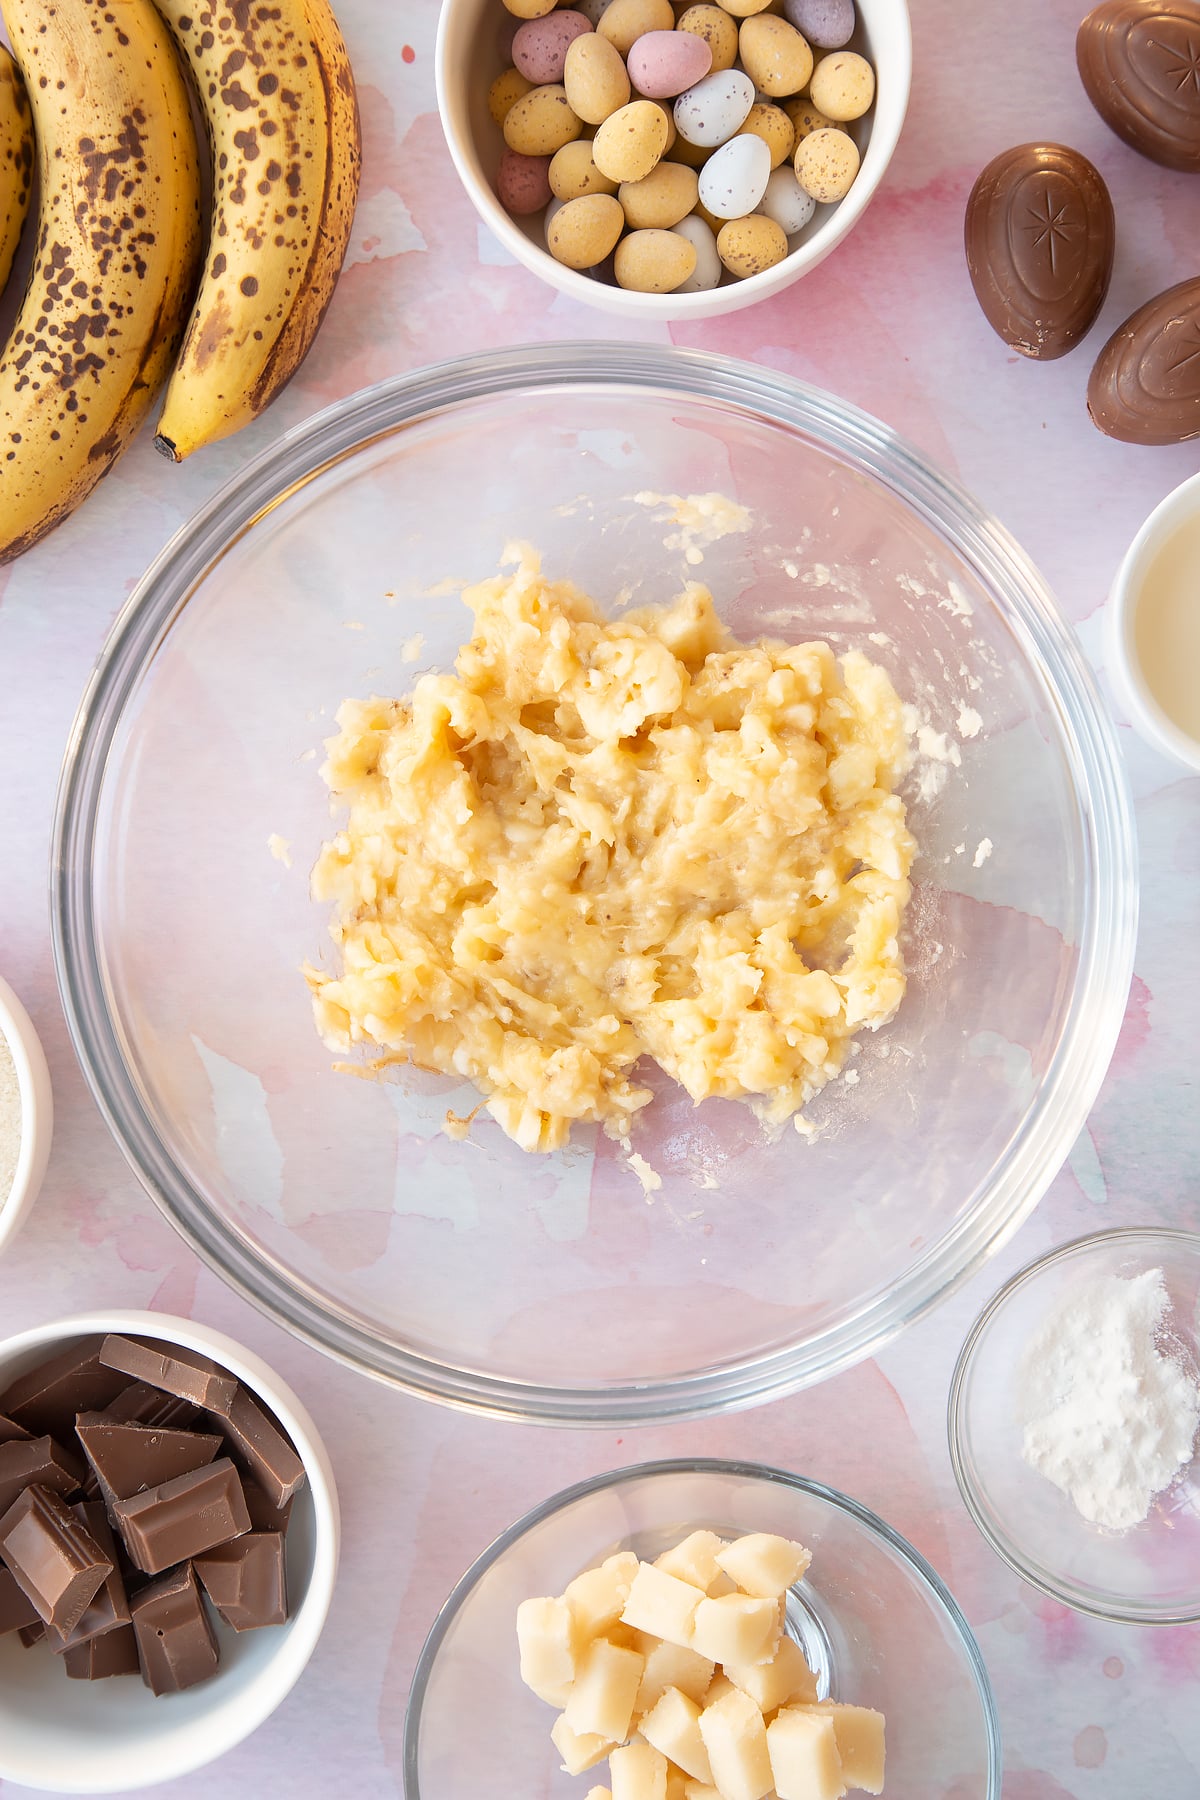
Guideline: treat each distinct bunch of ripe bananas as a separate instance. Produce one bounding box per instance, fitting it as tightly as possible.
[0,0,361,563]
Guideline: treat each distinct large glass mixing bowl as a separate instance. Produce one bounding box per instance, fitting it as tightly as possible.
[53,345,1137,1423]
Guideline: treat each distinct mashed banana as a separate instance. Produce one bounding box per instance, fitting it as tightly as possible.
[307,547,915,1154]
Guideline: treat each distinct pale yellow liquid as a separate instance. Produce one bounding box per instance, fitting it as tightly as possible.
[1134,511,1200,744]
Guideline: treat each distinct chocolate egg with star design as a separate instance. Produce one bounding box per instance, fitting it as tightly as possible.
[964,142,1116,360]
[1077,0,1200,173]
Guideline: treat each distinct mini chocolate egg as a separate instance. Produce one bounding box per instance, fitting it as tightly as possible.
[614,226,698,289]
[676,4,740,74]
[593,97,670,181]
[673,67,756,146]
[717,212,789,276]
[672,213,723,290]
[564,31,631,123]
[627,28,713,99]
[496,145,555,215]
[794,124,860,199]
[698,131,772,217]
[549,137,620,198]
[548,192,626,267]
[736,101,796,168]
[809,49,875,121]
[596,0,674,58]
[619,158,700,227]
[738,14,815,98]
[513,10,593,84]
[783,0,855,50]
[501,0,557,18]
[488,67,535,126]
[503,84,585,155]
[759,164,816,232]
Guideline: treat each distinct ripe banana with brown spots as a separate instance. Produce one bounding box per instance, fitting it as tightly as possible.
[150,0,362,461]
[0,44,34,297]
[0,0,203,564]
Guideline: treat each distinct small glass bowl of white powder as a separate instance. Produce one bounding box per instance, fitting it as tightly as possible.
[0,975,54,1258]
[948,1229,1200,1625]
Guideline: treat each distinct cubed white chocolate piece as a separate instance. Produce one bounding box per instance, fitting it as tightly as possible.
[798,1702,886,1794]
[654,1530,727,1594]
[702,1671,736,1708]
[551,1712,615,1776]
[609,1740,669,1800]
[640,1686,713,1784]
[665,1768,690,1800]
[766,1707,846,1800]
[567,1552,641,1640]
[517,1595,577,1706]
[682,1788,721,1800]
[691,1593,782,1667]
[636,1640,716,1714]
[564,1637,645,1744]
[697,1686,774,1800]
[714,1533,812,1599]
[621,1562,705,1649]
[726,1635,819,1714]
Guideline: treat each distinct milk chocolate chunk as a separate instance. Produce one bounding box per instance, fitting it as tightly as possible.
[1078,0,1200,172]
[99,1381,200,1433]
[0,1485,113,1636]
[0,1565,42,1634]
[0,1347,129,1441]
[63,1624,141,1680]
[213,1386,306,1510]
[113,1457,250,1575]
[98,1336,238,1413]
[195,1531,287,1630]
[1088,274,1200,441]
[130,1563,220,1695]
[965,143,1115,359]
[0,1435,84,1516]
[0,1413,31,1446]
[17,1620,45,1647]
[47,1505,131,1650]
[75,1415,223,1510]
[242,1479,294,1536]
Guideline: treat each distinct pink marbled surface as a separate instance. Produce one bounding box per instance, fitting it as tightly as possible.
[1,0,1199,1793]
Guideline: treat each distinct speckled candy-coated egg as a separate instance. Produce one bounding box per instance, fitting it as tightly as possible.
[512,10,593,84]
[618,158,699,226]
[549,136,619,198]
[736,101,795,168]
[784,96,839,139]
[714,0,773,18]
[676,4,740,73]
[671,213,723,290]
[496,145,555,213]
[809,49,875,120]
[574,0,614,24]
[758,163,816,231]
[673,67,756,146]
[547,192,626,266]
[563,31,631,122]
[488,66,534,125]
[717,212,789,276]
[782,0,855,50]
[501,0,557,20]
[698,130,772,217]
[794,123,860,198]
[627,29,713,99]
[614,226,698,289]
[502,83,585,154]
[738,15,814,97]
[596,0,674,57]
[592,97,670,180]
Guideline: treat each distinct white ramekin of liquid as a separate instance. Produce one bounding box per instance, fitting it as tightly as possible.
[1108,471,1200,776]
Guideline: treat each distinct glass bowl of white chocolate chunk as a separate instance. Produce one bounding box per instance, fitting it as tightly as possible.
[53,343,1136,1422]
[403,1458,1002,1797]
[949,1228,1200,1627]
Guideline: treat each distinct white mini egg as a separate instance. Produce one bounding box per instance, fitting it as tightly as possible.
[671,213,723,290]
[759,165,816,234]
[672,68,755,147]
[697,132,771,219]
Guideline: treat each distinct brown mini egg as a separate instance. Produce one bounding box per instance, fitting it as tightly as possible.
[717,212,789,277]
[614,226,698,289]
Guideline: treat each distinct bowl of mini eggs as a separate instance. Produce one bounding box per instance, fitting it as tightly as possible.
[435,0,912,315]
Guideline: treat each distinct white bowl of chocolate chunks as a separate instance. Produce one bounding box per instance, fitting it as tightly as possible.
[0,1310,340,1793]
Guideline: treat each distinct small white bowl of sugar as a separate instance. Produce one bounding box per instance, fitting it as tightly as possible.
[0,975,53,1258]
[1108,470,1200,775]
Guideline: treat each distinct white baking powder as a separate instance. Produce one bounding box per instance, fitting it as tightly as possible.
[0,1030,21,1208]
[1020,1268,1200,1530]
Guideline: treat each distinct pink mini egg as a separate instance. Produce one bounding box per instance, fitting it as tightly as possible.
[496,146,555,215]
[626,28,712,99]
[512,10,594,84]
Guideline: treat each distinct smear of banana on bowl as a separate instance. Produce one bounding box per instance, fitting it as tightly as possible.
[0,0,362,563]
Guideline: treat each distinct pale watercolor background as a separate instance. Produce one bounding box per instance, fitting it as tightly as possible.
[1,0,1199,1794]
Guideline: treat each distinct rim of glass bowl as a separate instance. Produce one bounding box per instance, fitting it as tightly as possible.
[52,342,1138,1425]
[401,1456,1004,1799]
[947,1227,1200,1627]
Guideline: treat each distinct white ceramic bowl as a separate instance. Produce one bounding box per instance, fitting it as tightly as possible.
[0,974,53,1260]
[435,0,911,319]
[1107,468,1200,775]
[0,1310,340,1794]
